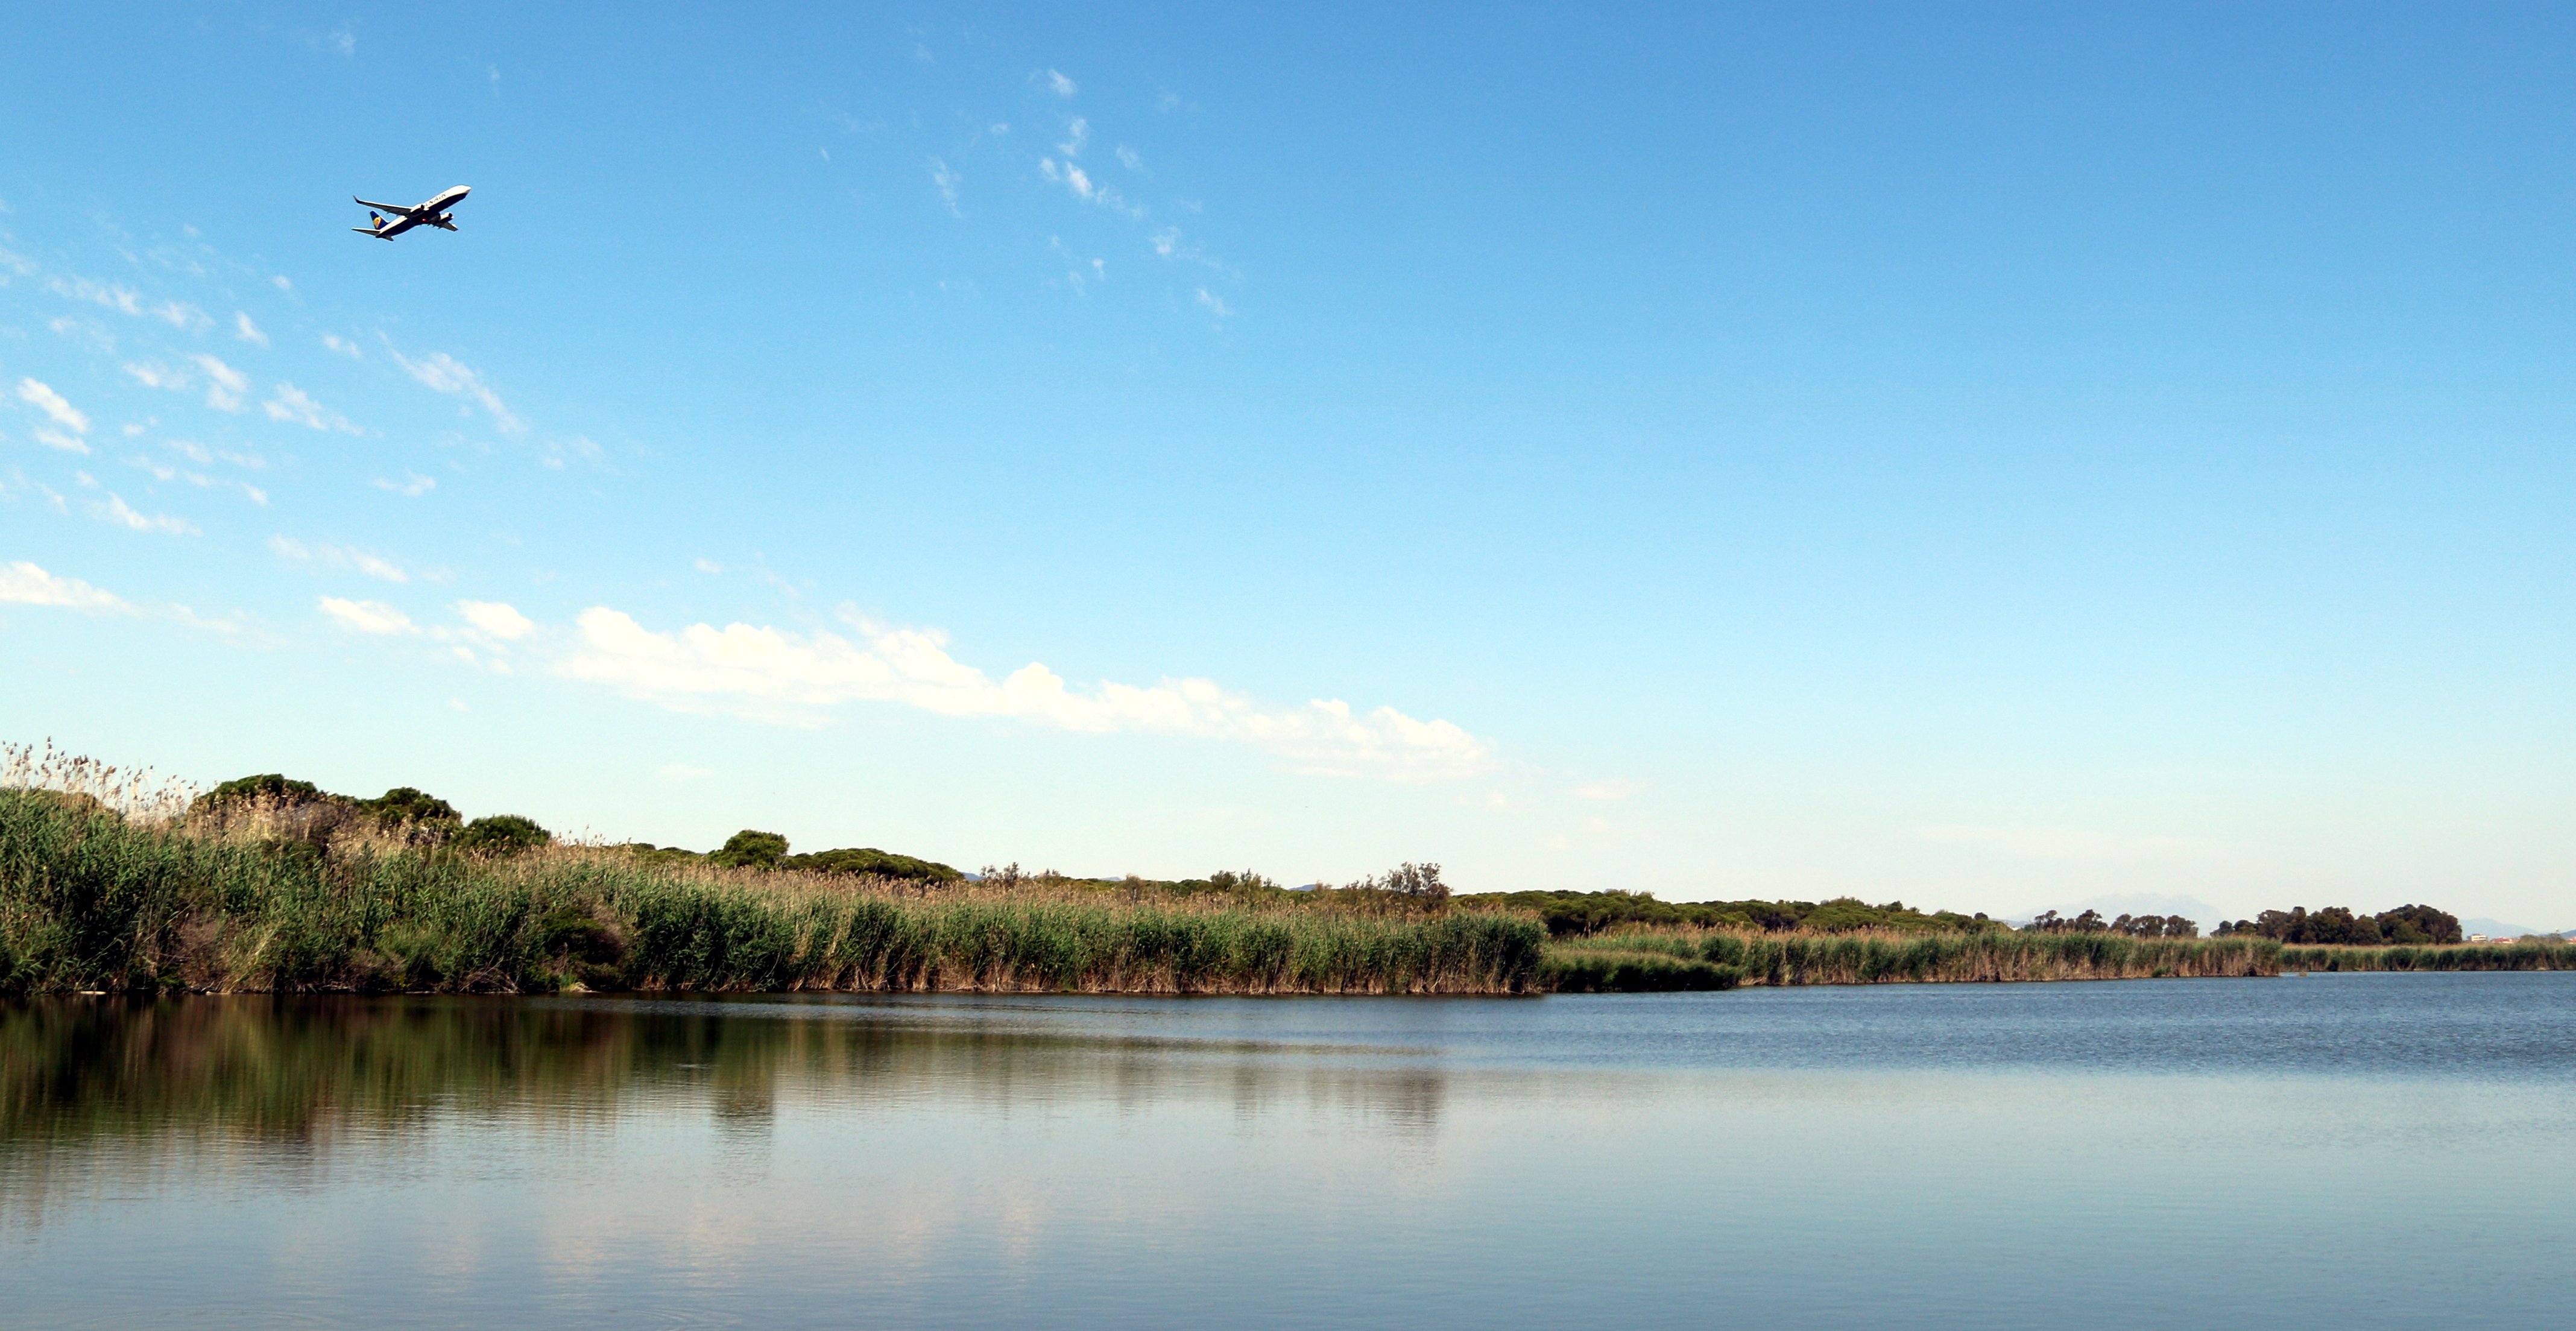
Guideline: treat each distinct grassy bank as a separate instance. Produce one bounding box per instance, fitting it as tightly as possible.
[1545,928,2284,989]
[0,791,1545,996]
[2279,941,2576,972]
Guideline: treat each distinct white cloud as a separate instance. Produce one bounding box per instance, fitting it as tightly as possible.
[556,605,1493,779]
[1116,144,1143,172]
[1041,159,1141,216]
[0,561,129,613]
[930,157,962,217]
[1056,117,1089,157]
[233,311,268,347]
[693,558,723,574]
[1196,287,1233,318]
[373,472,435,496]
[153,302,208,330]
[458,599,534,640]
[50,276,144,315]
[16,379,89,434]
[93,493,197,535]
[272,275,295,296]
[320,597,412,634]
[390,349,522,433]
[322,334,361,358]
[263,383,357,432]
[1043,69,1078,97]
[33,429,89,455]
[270,536,408,582]
[189,355,248,411]
[122,361,182,390]
[327,26,355,57]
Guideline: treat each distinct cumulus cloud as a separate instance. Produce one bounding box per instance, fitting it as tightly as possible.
[320,597,412,634]
[263,383,357,432]
[390,349,522,432]
[93,493,197,535]
[0,561,129,613]
[556,605,1492,778]
[233,311,268,346]
[459,600,534,639]
[16,378,89,434]
[189,355,248,411]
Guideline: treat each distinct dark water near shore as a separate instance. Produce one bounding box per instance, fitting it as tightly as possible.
[4,973,2573,1328]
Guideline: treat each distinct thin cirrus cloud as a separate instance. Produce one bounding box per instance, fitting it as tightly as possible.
[124,355,251,413]
[555,604,1494,779]
[270,535,409,583]
[389,347,522,433]
[262,382,358,433]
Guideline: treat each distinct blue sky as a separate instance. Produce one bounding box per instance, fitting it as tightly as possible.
[4,2,2571,925]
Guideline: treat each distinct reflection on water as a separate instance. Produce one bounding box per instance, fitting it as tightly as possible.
[4,978,2575,1329]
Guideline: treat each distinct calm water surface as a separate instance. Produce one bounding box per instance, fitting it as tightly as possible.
[5,973,2573,1328]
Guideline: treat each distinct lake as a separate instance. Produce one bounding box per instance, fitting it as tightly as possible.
[4,973,2572,1328]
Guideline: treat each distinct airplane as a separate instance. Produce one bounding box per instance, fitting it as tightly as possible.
[352,185,471,241]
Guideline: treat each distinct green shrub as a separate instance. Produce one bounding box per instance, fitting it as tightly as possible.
[781,846,961,881]
[453,815,551,857]
[709,829,789,869]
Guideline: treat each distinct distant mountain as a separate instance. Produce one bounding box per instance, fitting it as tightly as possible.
[2460,917,2557,940]
[2024,894,2227,929]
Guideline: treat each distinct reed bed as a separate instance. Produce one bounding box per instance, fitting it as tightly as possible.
[2278,941,2576,973]
[1548,927,2283,987]
[0,791,1545,996]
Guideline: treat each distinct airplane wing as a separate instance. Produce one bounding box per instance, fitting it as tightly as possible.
[354,197,416,215]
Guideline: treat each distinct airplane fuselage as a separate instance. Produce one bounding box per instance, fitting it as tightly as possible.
[351,185,471,240]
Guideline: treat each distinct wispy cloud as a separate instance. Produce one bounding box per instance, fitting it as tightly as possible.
[1040,159,1141,216]
[233,311,268,347]
[555,605,1493,778]
[1115,144,1143,172]
[271,536,409,582]
[189,355,247,411]
[930,157,963,217]
[390,349,522,432]
[373,472,436,496]
[16,378,90,434]
[321,333,361,358]
[1041,68,1078,98]
[1056,117,1090,157]
[49,276,143,316]
[1195,287,1233,318]
[320,597,412,634]
[0,561,129,613]
[263,383,358,433]
[92,493,197,535]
